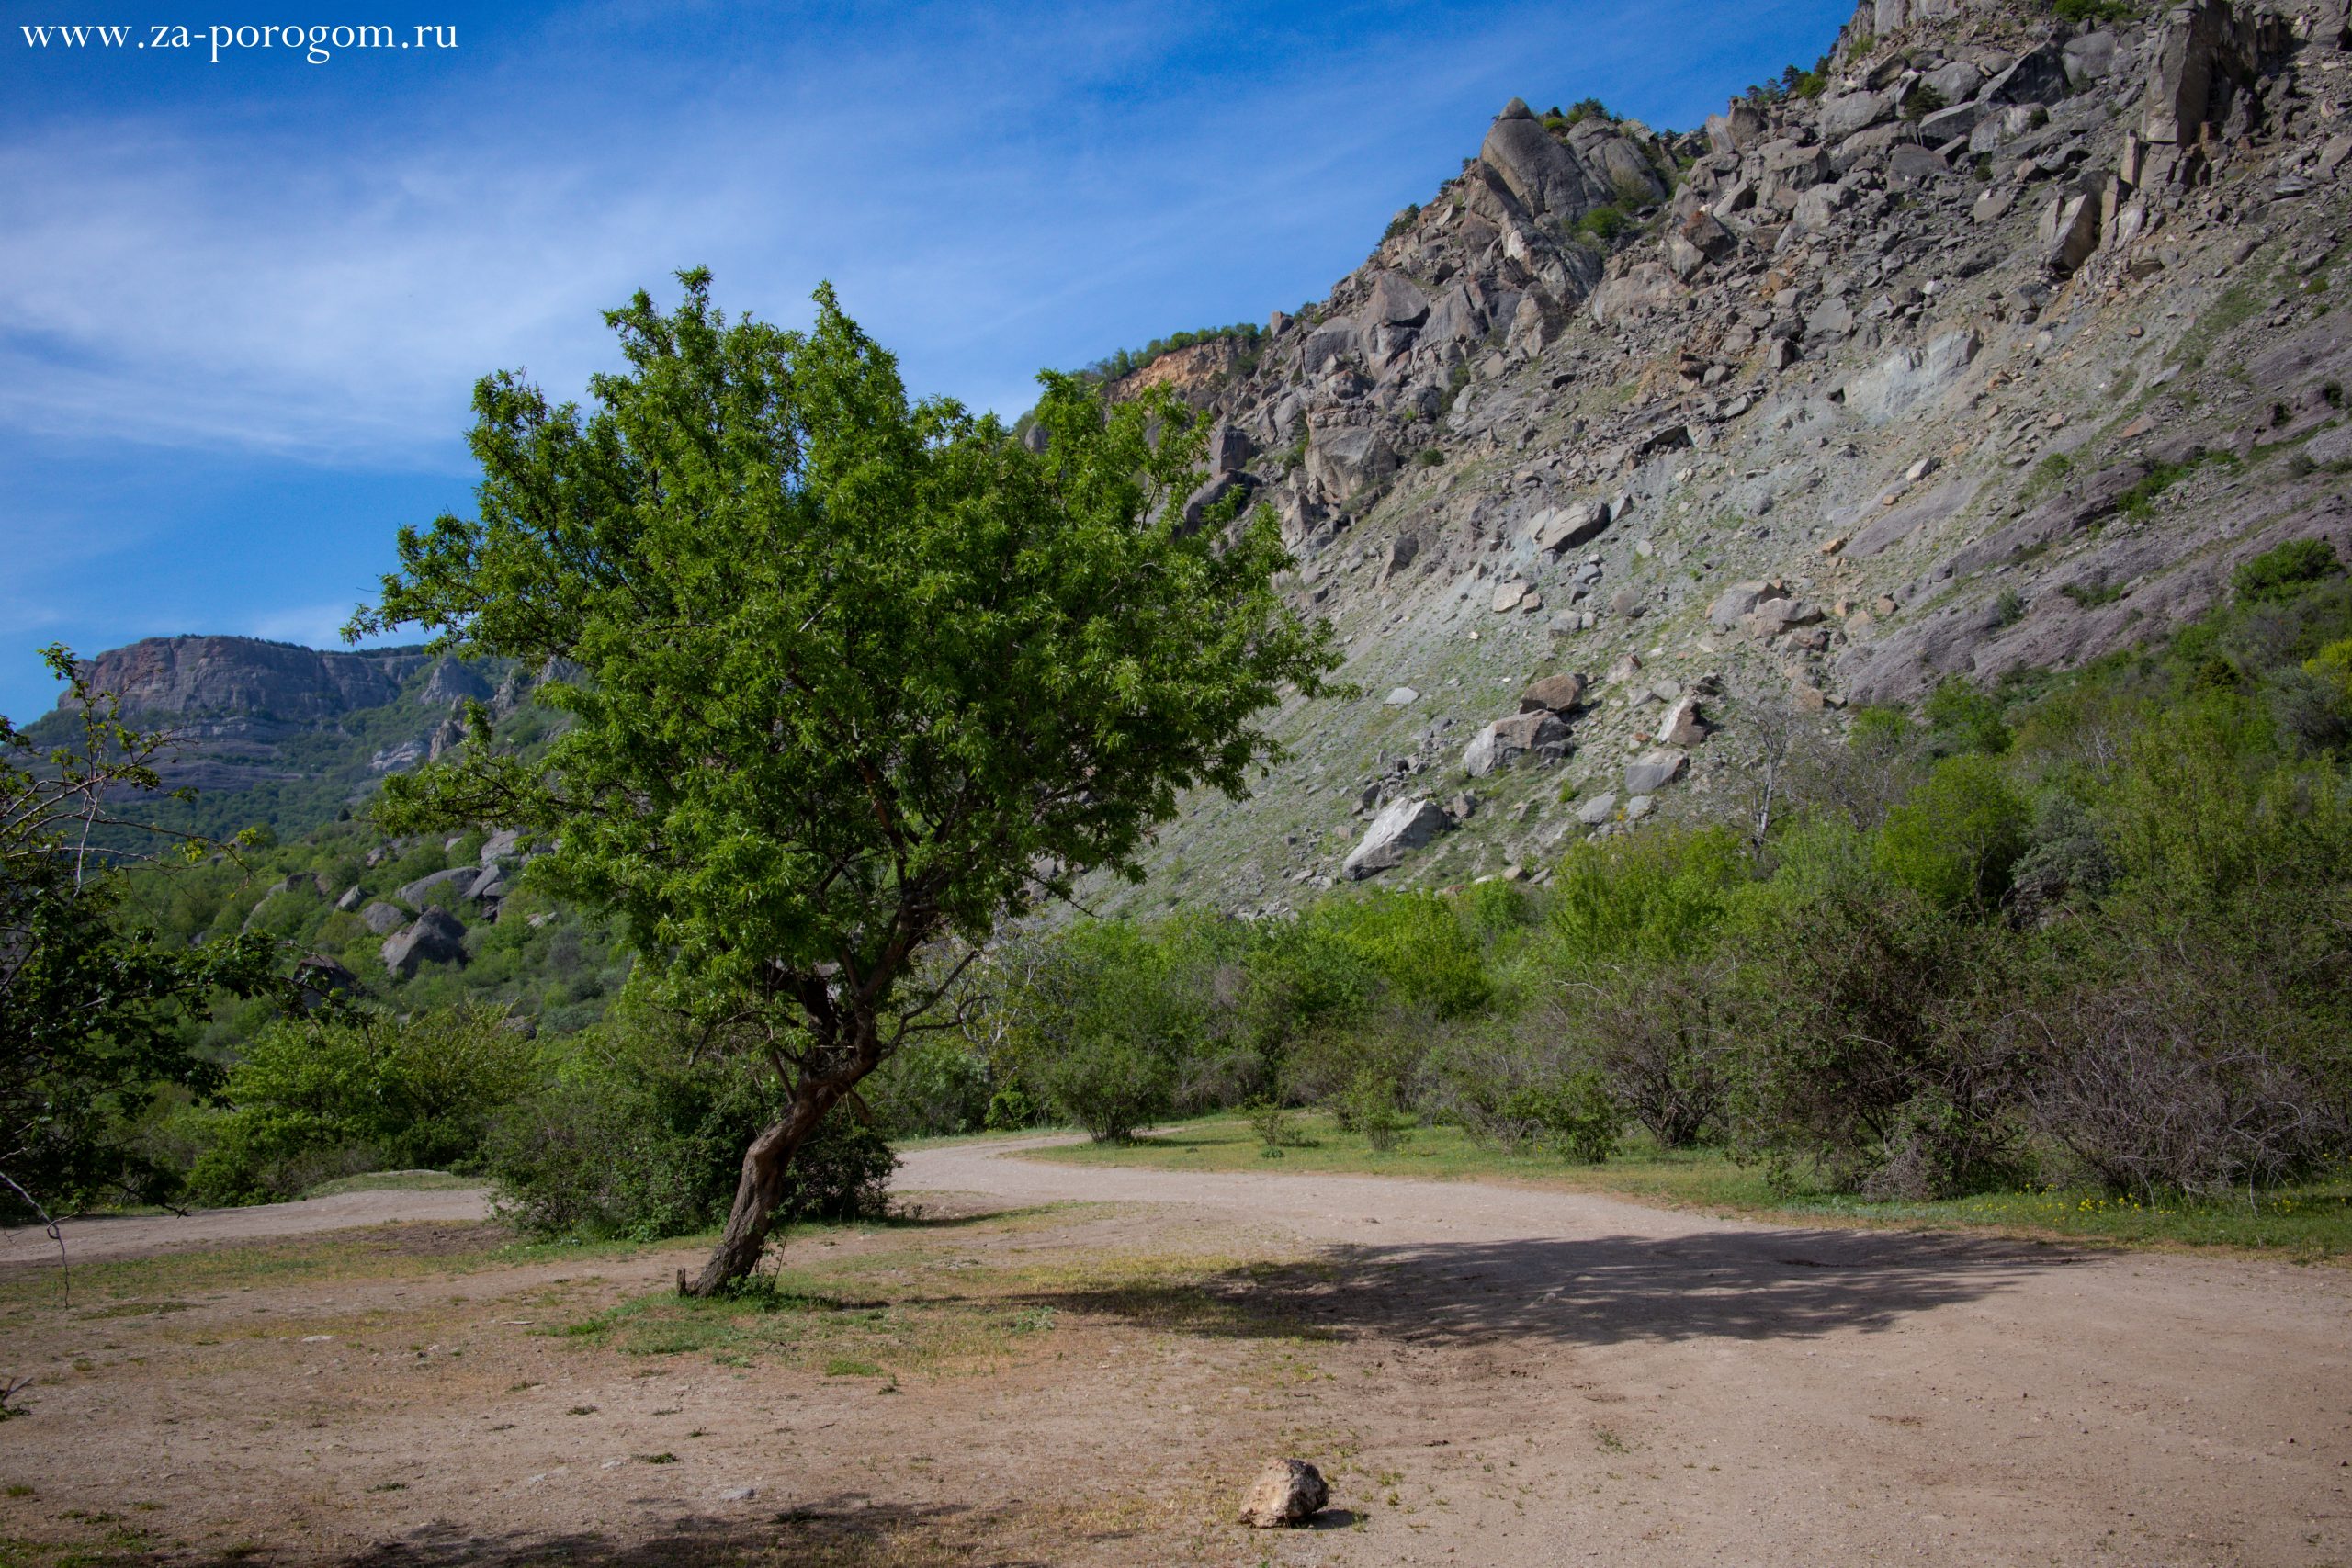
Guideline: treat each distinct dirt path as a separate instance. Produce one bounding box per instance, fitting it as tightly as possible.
[3,1142,2347,1567]
[900,1139,2352,1566]
[0,1185,494,1267]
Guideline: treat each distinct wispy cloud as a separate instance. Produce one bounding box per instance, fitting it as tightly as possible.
[0,0,1849,462]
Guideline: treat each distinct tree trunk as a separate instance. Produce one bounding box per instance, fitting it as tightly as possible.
[682,1088,830,1296]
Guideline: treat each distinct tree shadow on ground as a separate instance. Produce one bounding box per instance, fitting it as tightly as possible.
[1014,1226,2070,1348]
[287,1496,1047,1568]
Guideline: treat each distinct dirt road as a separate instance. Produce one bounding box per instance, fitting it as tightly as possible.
[2,1140,2346,1566]
[0,1185,494,1267]
[900,1139,2352,1566]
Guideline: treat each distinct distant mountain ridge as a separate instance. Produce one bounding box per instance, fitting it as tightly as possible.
[68,636,432,721]
[32,635,524,843]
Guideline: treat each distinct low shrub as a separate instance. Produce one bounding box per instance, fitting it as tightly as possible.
[485,1015,894,1240]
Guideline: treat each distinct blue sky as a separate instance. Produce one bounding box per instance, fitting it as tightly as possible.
[0,0,1852,721]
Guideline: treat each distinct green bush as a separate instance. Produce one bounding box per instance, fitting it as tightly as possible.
[485,1015,894,1239]
[1036,1036,1175,1144]
[1577,205,1628,243]
[1336,1068,1413,1152]
[1871,754,2030,910]
[2233,538,2344,605]
[193,1004,541,1203]
[1547,825,1746,961]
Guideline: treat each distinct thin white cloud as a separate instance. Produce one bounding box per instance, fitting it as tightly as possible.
[0,0,1849,463]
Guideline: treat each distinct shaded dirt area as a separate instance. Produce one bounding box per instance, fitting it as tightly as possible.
[0,1140,2346,1566]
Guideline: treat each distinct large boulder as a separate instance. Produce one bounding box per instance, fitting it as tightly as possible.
[1342,797,1452,880]
[2142,0,2261,145]
[1817,90,1891,141]
[1480,101,1659,220]
[1704,100,1766,154]
[2039,189,2103,277]
[1742,597,1825,638]
[1623,750,1689,795]
[359,901,407,936]
[1301,319,1361,374]
[1657,695,1710,748]
[1205,418,1254,475]
[381,906,467,978]
[1363,272,1430,328]
[1238,1460,1329,1529]
[1463,711,1571,777]
[1424,284,1489,345]
[1710,581,1785,628]
[1982,40,2072,106]
[397,865,479,907]
[1531,500,1611,554]
[1306,427,1397,499]
[1520,672,1588,714]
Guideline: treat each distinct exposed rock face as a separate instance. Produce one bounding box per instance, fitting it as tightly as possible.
[359,901,407,936]
[1343,797,1452,879]
[381,907,467,978]
[1238,1460,1329,1529]
[1463,710,1571,777]
[65,637,430,720]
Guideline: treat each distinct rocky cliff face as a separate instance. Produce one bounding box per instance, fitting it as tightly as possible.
[44,636,513,814]
[1082,0,2352,915]
[70,637,432,721]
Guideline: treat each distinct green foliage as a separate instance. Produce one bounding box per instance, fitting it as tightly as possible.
[1546,826,1747,962]
[192,1004,542,1202]
[1007,922,1195,1142]
[1871,754,2030,910]
[1576,205,1628,243]
[486,1011,896,1239]
[2051,0,2134,22]
[1901,82,1949,120]
[1382,204,1420,243]
[351,272,1332,1282]
[1335,1068,1412,1152]
[1,646,293,1221]
[2233,538,2344,605]
[1920,676,2012,756]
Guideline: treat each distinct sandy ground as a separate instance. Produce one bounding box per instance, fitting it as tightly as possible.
[0,1138,2346,1567]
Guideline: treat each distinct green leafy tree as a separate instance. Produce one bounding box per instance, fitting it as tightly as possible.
[2,647,290,1224]
[349,273,1335,1292]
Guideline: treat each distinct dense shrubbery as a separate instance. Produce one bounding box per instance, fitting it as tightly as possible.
[485,1010,895,1240]
[941,541,2352,1200]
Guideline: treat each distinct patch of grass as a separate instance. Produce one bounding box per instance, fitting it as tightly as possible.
[0,1224,675,1315]
[551,1205,1310,1380]
[2116,451,2232,521]
[2061,581,2125,608]
[297,1170,485,1199]
[1022,1114,2352,1259]
[2180,280,2265,372]
[2017,450,2075,505]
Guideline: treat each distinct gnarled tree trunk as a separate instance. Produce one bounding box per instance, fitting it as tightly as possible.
[682,1013,886,1296]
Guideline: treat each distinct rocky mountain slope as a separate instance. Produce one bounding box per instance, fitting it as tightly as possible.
[1076,0,2352,916]
[33,636,519,836]
[39,0,2352,919]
